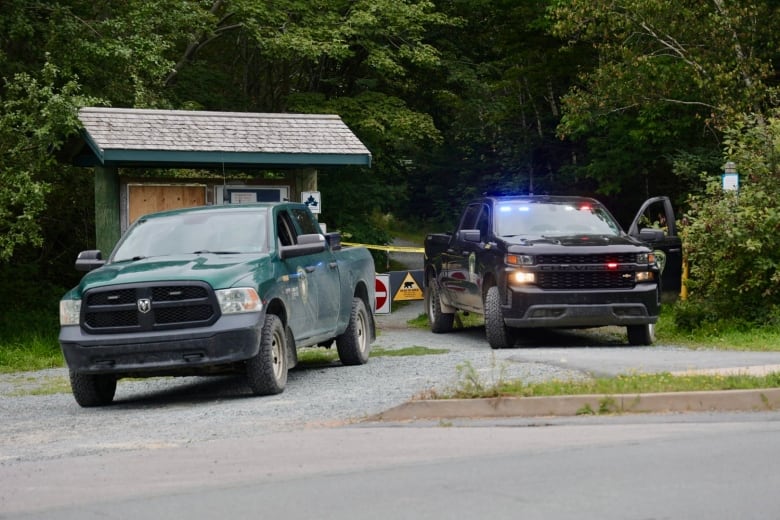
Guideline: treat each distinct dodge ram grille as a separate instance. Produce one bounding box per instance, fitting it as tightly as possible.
[82,282,219,334]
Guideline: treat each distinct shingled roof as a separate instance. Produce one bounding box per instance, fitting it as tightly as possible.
[74,107,371,168]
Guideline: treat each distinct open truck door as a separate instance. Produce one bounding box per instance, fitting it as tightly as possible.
[628,196,683,298]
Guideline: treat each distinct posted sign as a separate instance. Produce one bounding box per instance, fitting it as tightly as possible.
[302,191,321,214]
[375,274,390,314]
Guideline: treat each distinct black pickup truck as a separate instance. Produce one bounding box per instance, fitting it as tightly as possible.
[424,195,681,348]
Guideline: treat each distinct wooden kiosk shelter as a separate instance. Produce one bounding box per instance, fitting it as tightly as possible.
[70,107,372,254]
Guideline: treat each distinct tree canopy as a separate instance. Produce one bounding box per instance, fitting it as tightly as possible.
[2,0,780,324]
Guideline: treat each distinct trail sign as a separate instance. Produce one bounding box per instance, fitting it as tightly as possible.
[393,271,424,301]
[302,191,321,214]
[375,274,390,314]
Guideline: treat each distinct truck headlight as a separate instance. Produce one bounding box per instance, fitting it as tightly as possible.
[506,254,534,265]
[635,271,655,282]
[60,299,81,326]
[216,288,263,314]
[636,252,656,265]
[510,271,536,284]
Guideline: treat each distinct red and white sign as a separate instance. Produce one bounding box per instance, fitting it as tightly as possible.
[375,274,390,314]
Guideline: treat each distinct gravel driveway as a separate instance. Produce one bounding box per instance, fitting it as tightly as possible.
[6,298,780,465]
[0,299,593,464]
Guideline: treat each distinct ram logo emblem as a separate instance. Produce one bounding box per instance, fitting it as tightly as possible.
[137,298,151,314]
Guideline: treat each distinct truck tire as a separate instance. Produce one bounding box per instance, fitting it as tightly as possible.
[484,285,515,349]
[246,314,288,395]
[627,323,655,346]
[69,371,117,407]
[426,280,454,333]
[336,297,371,365]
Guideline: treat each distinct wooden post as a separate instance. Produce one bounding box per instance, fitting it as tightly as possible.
[94,165,121,254]
[293,167,318,201]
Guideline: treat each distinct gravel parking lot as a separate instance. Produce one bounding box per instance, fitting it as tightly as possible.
[6,294,780,466]
[0,300,587,464]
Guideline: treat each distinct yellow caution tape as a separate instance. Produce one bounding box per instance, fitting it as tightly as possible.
[342,242,424,254]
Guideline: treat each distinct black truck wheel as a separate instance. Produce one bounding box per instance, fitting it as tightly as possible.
[484,285,515,349]
[337,297,371,365]
[69,371,117,407]
[627,323,655,346]
[246,314,288,395]
[426,280,454,333]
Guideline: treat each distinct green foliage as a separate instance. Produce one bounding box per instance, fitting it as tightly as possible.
[4,0,780,328]
[0,61,97,261]
[0,298,62,373]
[548,0,779,206]
[407,0,588,222]
[448,370,780,400]
[680,111,780,326]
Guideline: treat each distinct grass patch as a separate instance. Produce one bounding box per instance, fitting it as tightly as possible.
[0,307,64,373]
[296,348,340,365]
[408,305,780,351]
[373,346,449,357]
[445,362,780,400]
[407,312,484,330]
[389,221,427,245]
[656,306,780,351]
[296,345,449,367]
[7,375,71,397]
[0,336,64,374]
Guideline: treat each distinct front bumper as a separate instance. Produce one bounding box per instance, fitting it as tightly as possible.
[502,284,660,328]
[59,312,263,376]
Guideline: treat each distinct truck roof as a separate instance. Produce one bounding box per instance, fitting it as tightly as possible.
[478,194,602,205]
[134,202,306,221]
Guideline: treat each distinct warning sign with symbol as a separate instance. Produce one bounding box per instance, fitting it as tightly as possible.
[393,271,424,301]
[375,274,390,314]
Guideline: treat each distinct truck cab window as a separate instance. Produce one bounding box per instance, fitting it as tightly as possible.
[290,208,320,235]
[459,204,481,231]
[476,206,490,238]
[277,212,296,246]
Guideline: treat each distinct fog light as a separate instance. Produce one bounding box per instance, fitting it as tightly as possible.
[512,271,536,284]
[635,271,655,282]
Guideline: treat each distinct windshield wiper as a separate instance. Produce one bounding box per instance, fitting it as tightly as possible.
[191,250,242,255]
[112,255,147,263]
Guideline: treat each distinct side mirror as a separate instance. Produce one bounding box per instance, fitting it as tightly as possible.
[280,234,327,259]
[325,232,342,251]
[75,250,105,272]
[638,227,665,243]
[457,229,481,243]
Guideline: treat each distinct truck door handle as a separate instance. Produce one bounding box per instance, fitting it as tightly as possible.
[305,266,316,273]
[329,262,338,269]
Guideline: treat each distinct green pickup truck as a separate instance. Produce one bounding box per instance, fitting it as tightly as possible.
[59,202,376,407]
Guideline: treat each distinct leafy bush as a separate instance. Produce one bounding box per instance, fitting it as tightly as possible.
[680,112,780,326]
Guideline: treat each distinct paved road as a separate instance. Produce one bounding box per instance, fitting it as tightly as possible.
[5,413,780,519]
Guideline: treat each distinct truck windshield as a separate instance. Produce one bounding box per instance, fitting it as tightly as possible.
[112,210,268,262]
[495,201,622,237]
